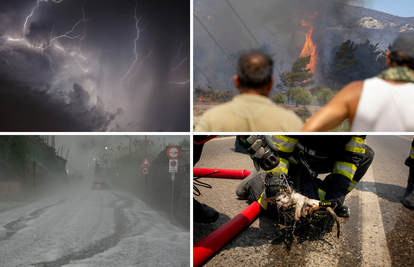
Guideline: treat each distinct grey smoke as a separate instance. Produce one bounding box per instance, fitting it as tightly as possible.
[194,0,371,89]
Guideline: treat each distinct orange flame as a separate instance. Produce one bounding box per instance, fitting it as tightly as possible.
[200,94,205,101]
[300,12,318,74]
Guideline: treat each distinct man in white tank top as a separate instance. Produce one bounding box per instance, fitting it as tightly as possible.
[302,32,414,132]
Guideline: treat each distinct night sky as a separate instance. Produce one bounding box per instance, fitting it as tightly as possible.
[0,0,189,132]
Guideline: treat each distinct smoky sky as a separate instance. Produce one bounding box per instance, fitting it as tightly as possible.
[194,0,373,91]
[0,0,189,132]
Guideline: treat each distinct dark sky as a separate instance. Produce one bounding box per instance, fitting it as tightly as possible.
[0,0,189,132]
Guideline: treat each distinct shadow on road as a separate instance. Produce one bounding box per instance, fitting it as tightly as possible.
[357,181,406,204]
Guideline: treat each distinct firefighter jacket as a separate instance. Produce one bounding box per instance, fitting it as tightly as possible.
[268,135,366,201]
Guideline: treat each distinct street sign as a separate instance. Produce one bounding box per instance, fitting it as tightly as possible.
[169,159,178,173]
[142,167,149,175]
[140,157,151,167]
[167,146,180,159]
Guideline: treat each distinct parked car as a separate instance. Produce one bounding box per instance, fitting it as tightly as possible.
[92,181,111,190]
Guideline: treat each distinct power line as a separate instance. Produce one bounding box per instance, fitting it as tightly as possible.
[224,0,292,91]
[194,14,235,66]
[194,62,231,101]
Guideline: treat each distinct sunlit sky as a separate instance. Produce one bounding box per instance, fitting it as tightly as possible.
[351,0,414,17]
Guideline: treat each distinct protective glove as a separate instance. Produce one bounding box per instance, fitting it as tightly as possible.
[319,199,341,209]
[308,209,330,222]
[264,171,290,198]
[238,135,279,171]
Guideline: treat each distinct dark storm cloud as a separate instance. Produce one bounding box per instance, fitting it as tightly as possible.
[0,75,120,131]
[0,0,189,131]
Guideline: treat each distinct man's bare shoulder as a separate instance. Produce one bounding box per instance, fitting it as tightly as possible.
[330,80,364,108]
[340,81,364,96]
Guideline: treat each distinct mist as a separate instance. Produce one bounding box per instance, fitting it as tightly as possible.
[0,0,189,131]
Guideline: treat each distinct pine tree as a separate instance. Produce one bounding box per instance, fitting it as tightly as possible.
[354,39,383,80]
[280,55,315,89]
[327,40,360,89]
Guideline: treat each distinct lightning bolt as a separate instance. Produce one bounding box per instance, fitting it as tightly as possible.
[171,39,189,71]
[166,80,190,85]
[3,0,95,73]
[121,1,149,85]
[127,43,154,83]
[23,0,44,35]
[78,0,88,63]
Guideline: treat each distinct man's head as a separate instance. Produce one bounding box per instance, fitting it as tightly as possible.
[387,32,414,69]
[234,50,274,96]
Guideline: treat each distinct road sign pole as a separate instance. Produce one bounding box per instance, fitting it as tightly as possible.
[171,173,174,217]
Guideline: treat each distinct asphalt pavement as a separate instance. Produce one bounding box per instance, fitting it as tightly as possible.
[193,135,414,267]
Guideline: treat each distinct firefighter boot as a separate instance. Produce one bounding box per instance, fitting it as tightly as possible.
[194,198,219,223]
[402,175,414,210]
[335,205,350,218]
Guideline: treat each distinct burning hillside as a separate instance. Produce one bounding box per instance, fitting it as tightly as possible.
[194,0,414,93]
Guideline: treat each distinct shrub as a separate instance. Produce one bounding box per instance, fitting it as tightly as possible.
[271,93,286,104]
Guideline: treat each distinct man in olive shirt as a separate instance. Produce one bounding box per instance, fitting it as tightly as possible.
[195,50,303,132]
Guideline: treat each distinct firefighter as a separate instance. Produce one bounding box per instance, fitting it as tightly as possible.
[403,139,414,209]
[236,135,375,218]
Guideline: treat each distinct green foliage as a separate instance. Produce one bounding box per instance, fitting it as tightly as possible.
[354,40,383,80]
[310,85,323,96]
[271,93,286,104]
[331,120,350,132]
[377,43,391,72]
[180,138,190,149]
[297,89,312,107]
[287,87,312,107]
[316,87,336,105]
[294,107,312,119]
[327,40,360,88]
[0,136,34,182]
[280,55,315,89]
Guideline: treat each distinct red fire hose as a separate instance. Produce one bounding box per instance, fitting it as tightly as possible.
[193,201,261,267]
[193,168,251,179]
[193,135,218,145]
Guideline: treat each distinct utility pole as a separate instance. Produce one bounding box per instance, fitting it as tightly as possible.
[125,135,132,183]
[33,161,36,199]
[145,135,147,158]
[145,135,147,200]
[51,136,55,149]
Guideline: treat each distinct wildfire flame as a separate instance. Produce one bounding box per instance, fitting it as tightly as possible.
[300,12,318,74]
[199,94,205,101]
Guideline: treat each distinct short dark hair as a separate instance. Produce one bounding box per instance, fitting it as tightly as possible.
[389,51,414,70]
[237,50,273,89]
[390,32,414,69]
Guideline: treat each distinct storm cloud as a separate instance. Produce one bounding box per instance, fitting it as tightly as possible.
[0,0,189,131]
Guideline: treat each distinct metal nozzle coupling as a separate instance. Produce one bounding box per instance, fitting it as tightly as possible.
[258,136,280,171]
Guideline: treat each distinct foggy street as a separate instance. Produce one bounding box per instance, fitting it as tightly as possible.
[0,183,189,267]
[194,136,414,267]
